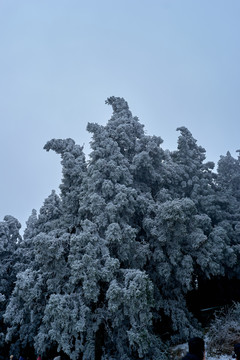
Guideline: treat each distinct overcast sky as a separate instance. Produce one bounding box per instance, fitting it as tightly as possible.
[1,0,240,232]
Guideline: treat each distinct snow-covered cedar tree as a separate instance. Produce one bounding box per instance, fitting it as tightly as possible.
[34,190,62,234]
[0,216,21,350]
[141,195,233,343]
[44,138,87,232]
[217,151,240,202]
[4,97,239,360]
[170,127,215,204]
[4,191,70,356]
[24,97,161,360]
[62,97,164,359]
[215,151,240,277]
[14,191,62,276]
[4,230,71,356]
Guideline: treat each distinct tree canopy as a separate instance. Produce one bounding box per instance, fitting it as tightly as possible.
[1,97,240,360]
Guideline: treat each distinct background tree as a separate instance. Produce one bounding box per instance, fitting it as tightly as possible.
[0,216,21,357]
[4,191,68,356]
[214,151,240,277]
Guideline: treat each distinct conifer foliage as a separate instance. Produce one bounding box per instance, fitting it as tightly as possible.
[1,97,240,359]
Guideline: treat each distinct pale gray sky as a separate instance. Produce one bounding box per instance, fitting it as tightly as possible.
[1,0,240,231]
